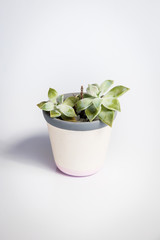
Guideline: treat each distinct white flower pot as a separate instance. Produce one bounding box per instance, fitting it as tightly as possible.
[43,93,116,177]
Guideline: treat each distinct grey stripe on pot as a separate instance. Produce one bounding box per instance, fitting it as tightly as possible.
[43,92,117,131]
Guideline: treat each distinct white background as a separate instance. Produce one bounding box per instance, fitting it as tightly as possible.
[0,0,160,240]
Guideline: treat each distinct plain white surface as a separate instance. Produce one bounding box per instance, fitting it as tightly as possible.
[0,0,160,239]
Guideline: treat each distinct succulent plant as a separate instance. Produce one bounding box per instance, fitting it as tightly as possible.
[37,88,78,120]
[76,80,129,126]
[37,80,129,127]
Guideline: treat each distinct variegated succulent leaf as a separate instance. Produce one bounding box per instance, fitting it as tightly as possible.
[63,96,79,107]
[103,85,130,98]
[86,84,99,97]
[85,104,101,122]
[99,80,114,95]
[76,98,93,112]
[37,101,54,111]
[50,109,61,118]
[98,105,115,127]
[57,104,77,118]
[102,97,121,112]
[57,95,64,104]
[48,88,58,103]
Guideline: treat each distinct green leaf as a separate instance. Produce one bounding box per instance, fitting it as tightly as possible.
[57,95,64,104]
[98,105,115,127]
[86,84,99,97]
[83,93,94,98]
[61,114,77,122]
[58,104,77,117]
[99,80,114,94]
[102,97,121,111]
[76,98,93,112]
[37,101,47,109]
[48,88,58,102]
[92,98,103,109]
[63,96,78,107]
[92,83,100,90]
[37,101,54,111]
[104,85,129,98]
[85,104,101,122]
[50,110,61,118]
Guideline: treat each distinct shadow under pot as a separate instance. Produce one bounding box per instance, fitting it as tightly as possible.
[43,93,117,177]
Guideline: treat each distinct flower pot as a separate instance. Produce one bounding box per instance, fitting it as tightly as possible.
[43,93,116,177]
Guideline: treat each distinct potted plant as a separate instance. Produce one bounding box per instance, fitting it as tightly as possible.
[37,80,129,176]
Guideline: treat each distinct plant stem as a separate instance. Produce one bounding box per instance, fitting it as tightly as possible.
[81,85,83,99]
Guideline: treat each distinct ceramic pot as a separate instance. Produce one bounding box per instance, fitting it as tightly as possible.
[43,93,115,177]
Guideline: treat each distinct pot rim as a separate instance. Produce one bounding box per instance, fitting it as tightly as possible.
[43,92,117,131]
